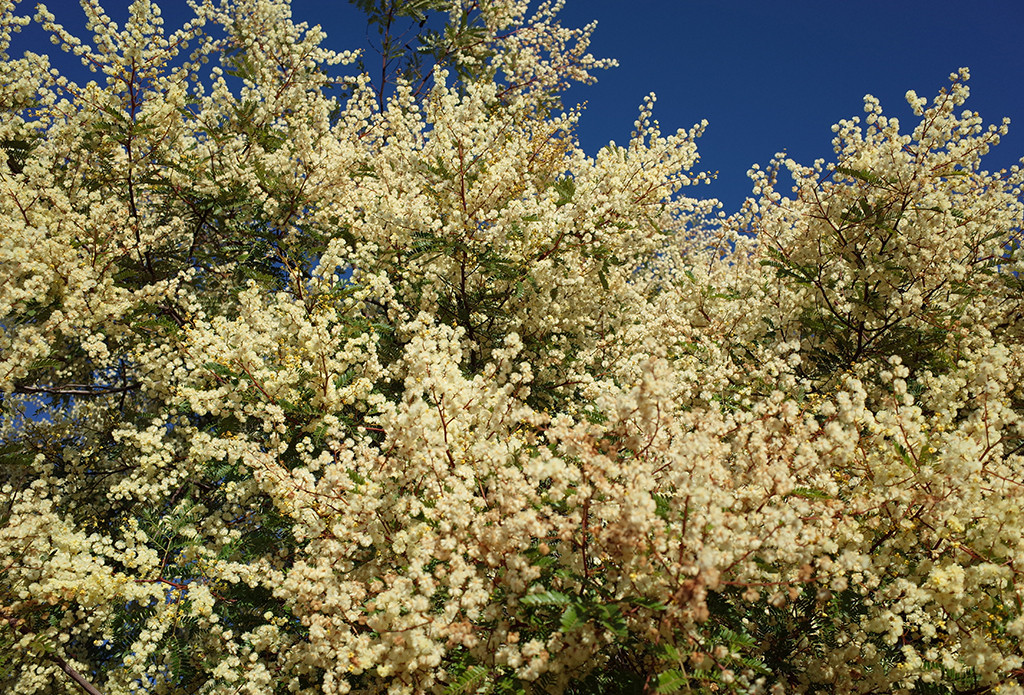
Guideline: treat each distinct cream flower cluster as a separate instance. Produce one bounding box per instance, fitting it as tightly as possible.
[2,2,1023,695]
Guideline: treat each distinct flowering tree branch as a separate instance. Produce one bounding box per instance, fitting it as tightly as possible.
[49,653,103,695]
[0,2,1021,694]
[14,383,140,397]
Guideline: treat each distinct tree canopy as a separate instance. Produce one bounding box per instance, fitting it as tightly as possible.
[2,1,1023,694]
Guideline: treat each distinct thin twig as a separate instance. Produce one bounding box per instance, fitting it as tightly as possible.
[16,383,140,397]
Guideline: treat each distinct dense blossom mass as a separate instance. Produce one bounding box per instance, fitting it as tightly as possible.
[2,0,1023,694]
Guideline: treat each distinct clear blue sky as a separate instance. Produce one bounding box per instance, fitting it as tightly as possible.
[15,0,1024,212]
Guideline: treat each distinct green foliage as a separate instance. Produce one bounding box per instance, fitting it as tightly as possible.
[346,0,490,107]
[1,136,32,174]
[446,664,490,694]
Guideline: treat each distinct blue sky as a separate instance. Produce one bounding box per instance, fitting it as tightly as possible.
[555,1,1024,212]
[14,0,1024,212]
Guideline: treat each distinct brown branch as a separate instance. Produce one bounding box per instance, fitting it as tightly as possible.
[15,383,140,397]
[49,652,103,695]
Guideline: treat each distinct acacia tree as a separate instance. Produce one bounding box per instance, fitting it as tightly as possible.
[2,1,1023,694]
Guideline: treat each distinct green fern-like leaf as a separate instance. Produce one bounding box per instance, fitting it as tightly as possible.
[446,664,489,695]
[520,590,571,606]
[656,669,687,694]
